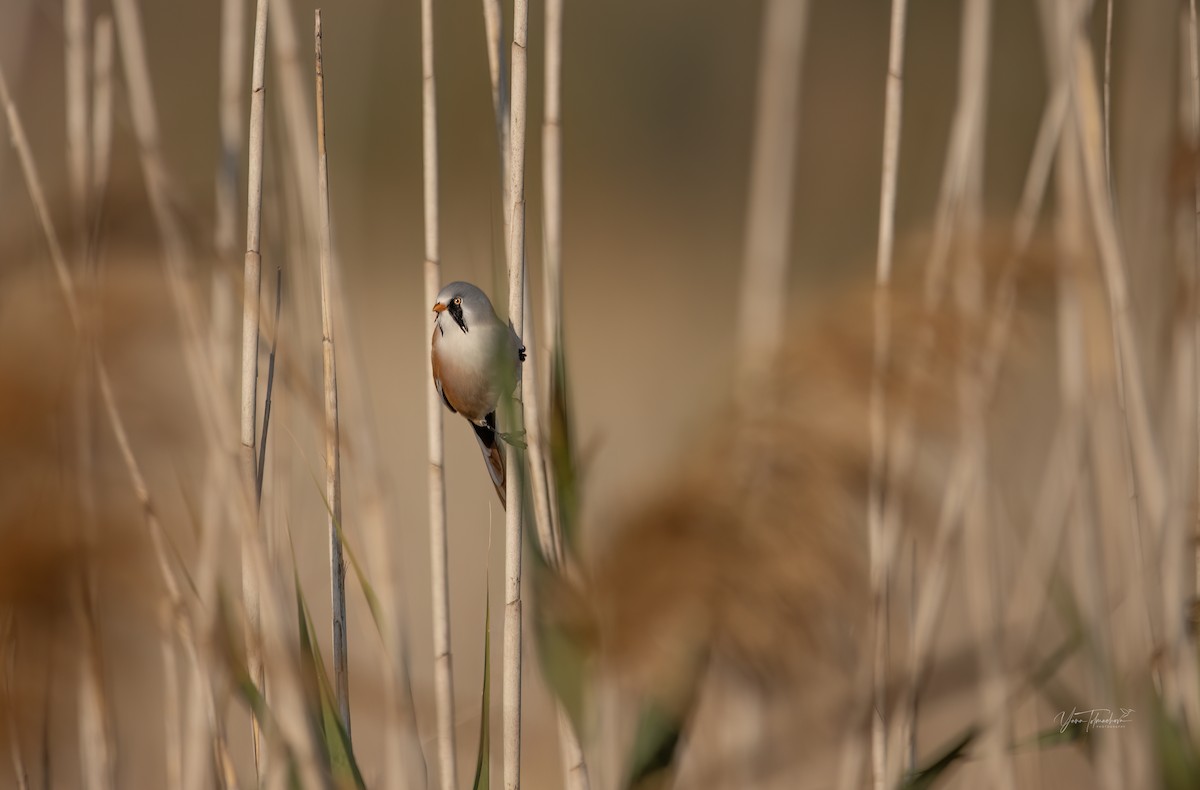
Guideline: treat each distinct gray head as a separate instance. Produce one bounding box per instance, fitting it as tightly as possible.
[433,281,499,334]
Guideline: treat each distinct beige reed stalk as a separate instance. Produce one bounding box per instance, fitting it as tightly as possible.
[420,0,458,786]
[734,0,810,390]
[240,0,271,773]
[216,0,245,258]
[63,8,112,782]
[243,0,269,497]
[1190,0,1200,610]
[314,9,351,735]
[541,1,589,785]
[1102,0,1114,196]
[64,0,89,240]
[480,0,509,224]
[90,16,112,210]
[727,4,809,781]
[505,2,532,788]
[866,0,906,786]
[540,0,564,539]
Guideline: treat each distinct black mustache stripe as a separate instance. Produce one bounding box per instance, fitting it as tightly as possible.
[448,301,468,333]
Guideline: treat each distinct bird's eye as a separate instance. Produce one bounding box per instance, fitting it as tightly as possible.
[453,297,462,305]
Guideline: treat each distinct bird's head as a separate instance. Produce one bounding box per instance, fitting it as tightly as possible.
[433,281,495,334]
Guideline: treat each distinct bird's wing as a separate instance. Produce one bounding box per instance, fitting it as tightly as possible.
[431,326,457,413]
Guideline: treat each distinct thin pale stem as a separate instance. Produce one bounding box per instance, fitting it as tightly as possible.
[217,0,246,258]
[241,0,270,772]
[1188,0,1200,609]
[89,15,113,238]
[314,8,351,736]
[867,1,907,785]
[504,3,533,789]
[64,0,90,246]
[735,0,810,389]
[420,0,458,785]
[481,0,510,230]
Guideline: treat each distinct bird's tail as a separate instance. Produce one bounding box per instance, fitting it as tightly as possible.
[472,414,507,508]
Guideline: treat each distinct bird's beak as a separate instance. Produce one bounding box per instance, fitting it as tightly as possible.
[432,302,447,313]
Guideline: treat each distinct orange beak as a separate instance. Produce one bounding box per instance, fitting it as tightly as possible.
[432,302,447,313]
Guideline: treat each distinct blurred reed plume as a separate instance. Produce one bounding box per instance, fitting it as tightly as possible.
[560,230,1067,786]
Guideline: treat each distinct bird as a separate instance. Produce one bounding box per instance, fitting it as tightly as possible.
[430,281,525,507]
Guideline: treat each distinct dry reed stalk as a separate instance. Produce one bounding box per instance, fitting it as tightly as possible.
[160,636,184,790]
[1102,0,1114,196]
[1189,0,1200,610]
[734,0,810,390]
[76,606,114,790]
[242,0,269,496]
[866,0,907,785]
[240,0,271,773]
[505,2,533,787]
[1157,3,1200,735]
[63,9,114,785]
[64,0,90,242]
[480,0,509,227]
[110,1,325,781]
[313,9,351,735]
[542,1,589,784]
[90,15,112,215]
[517,308,557,590]
[541,0,566,545]
[0,72,80,325]
[217,0,246,258]
[420,0,458,785]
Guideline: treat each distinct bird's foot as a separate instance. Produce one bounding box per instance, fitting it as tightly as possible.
[497,430,527,449]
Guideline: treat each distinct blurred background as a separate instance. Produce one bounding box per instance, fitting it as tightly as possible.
[0,0,1189,787]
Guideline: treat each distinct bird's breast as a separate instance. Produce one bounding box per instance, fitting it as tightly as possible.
[432,323,519,420]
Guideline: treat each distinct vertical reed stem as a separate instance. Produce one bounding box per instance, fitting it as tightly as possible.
[505,1,532,787]
[313,7,351,736]
[420,0,458,785]
[241,0,270,773]
[869,0,907,784]
[735,0,810,389]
